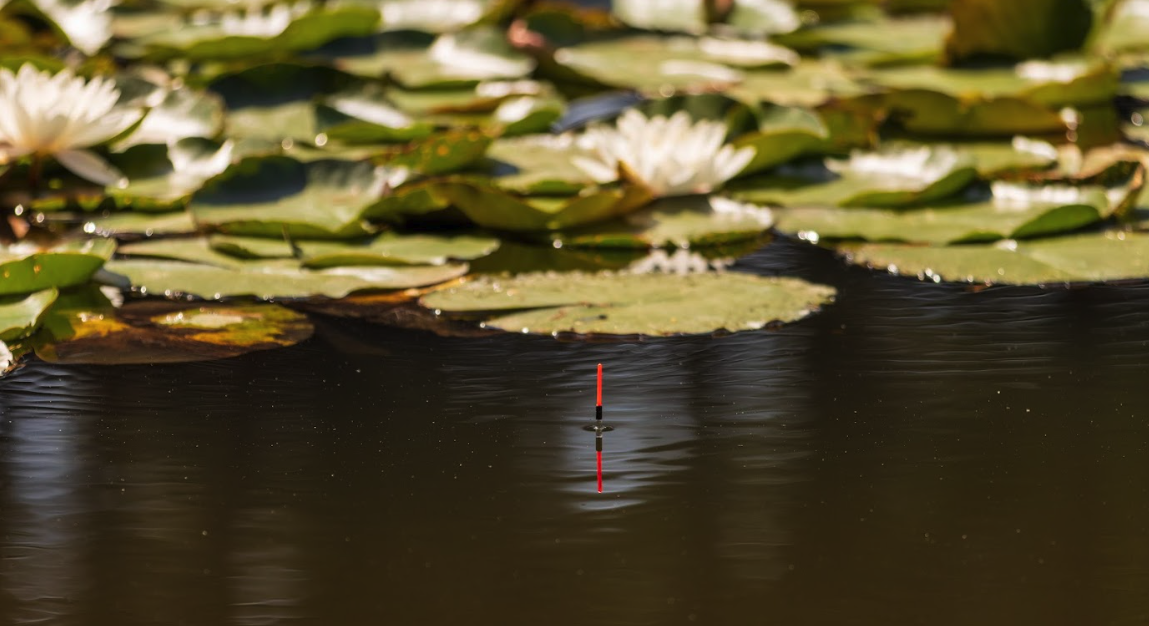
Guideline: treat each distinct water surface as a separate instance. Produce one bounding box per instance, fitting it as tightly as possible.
[2,240,1149,625]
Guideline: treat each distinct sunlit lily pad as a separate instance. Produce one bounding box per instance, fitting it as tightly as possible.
[189,156,403,239]
[315,82,436,144]
[379,129,493,175]
[85,210,199,237]
[1094,0,1149,56]
[114,86,225,149]
[0,288,57,341]
[136,5,380,61]
[205,232,500,267]
[777,14,949,66]
[375,0,501,33]
[552,34,796,93]
[108,139,235,210]
[733,106,830,175]
[326,28,534,87]
[35,300,314,364]
[210,63,358,142]
[844,229,1149,285]
[611,0,707,33]
[549,196,774,249]
[0,239,116,295]
[436,180,652,231]
[484,134,596,195]
[726,61,869,108]
[731,145,977,208]
[777,182,1124,245]
[102,258,468,299]
[420,271,835,336]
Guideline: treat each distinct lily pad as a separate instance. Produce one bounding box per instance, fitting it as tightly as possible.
[114,86,225,149]
[108,138,236,210]
[1094,0,1149,56]
[420,271,835,336]
[552,34,796,93]
[189,156,401,239]
[776,14,949,66]
[436,180,652,231]
[550,196,774,249]
[945,0,1092,62]
[102,258,468,300]
[0,288,57,341]
[733,105,830,176]
[327,28,534,88]
[731,145,978,208]
[204,232,500,267]
[844,229,1149,285]
[34,301,315,364]
[776,182,1120,245]
[484,134,596,195]
[612,0,707,33]
[137,5,380,61]
[210,63,359,142]
[85,211,199,237]
[315,82,437,144]
[375,0,500,33]
[726,61,869,108]
[0,239,116,296]
[380,129,493,175]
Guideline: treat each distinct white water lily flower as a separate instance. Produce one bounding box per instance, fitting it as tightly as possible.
[217,1,310,37]
[572,109,756,197]
[0,340,12,372]
[629,249,729,275]
[0,64,143,187]
[380,0,483,32]
[35,0,114,55]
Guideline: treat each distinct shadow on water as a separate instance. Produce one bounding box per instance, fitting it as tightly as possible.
[2,239,1149,624]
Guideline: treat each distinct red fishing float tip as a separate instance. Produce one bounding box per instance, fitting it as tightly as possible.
[596,450,603,493]
[596,363,603,407]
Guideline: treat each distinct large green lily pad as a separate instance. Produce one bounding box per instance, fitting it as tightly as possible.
[327,29,534,87]
[190,156,399,239]
[199,232,500,267]
[777,184,1114,245]
[552,34,796,93]
[777,14,949,66]
[0,239,116,296]
[484,134,596,195]
[436,180,652,231]
[733,106,830,176]
[844,228,1149,285]
[102,258,468,299]
[0,288,57,341]
[549,196,774,249]
[420,271,835,336]
[731,145,977,208]
[137,6,379,61]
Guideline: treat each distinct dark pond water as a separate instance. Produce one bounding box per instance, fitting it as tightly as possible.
[3,239,1149,625]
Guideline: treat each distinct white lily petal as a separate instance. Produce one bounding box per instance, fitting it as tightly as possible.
[56,148,128,187]
[0,340,12,372]
[575,109,756,197]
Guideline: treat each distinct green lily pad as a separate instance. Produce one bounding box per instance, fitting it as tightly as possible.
[724,0,801,36]
[315,82,437,144]
[550,196,774,249]
[420,271,835,336]
[204,232,500,267]
[85,210,199,237]
[380,129,493,175]
[733,105,830,176]
[612,0,707,33]
[189,156,400,239]
[137,5,380,61]
[436,180,652,231]
[114,87,225,149]
[731,145,978,208]
[102,258,468,300]
[210,63,359,143]
[844,228,1149,285]
[484,134,596,195]
[870,62,1118,108]
[0,288,57,341]
[552,34,796,93]
[776,14,950,66]
[1095,0,1149,56]
[726,61,869,108]
[0,239,116,296]
[327,28,534,87]
[35,301,314,364]
[108,139,236,210]
[777,183,1117,245]
[946,0,1092,62]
